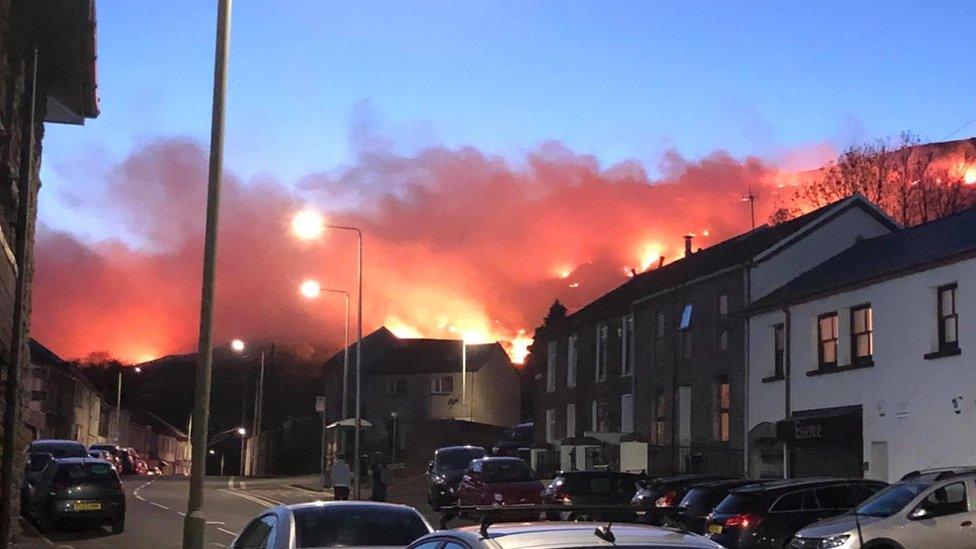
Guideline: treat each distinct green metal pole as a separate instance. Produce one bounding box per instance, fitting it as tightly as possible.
[183,1,232,547]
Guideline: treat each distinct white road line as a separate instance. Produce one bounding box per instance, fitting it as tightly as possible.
[227,477,234,489]
[150,501,170,510]
[206,520,226,525]
[218,527,238,536]
[284,483,329,496]
[220,487,283,507]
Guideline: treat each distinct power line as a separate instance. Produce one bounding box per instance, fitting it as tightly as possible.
[944,114,976,140]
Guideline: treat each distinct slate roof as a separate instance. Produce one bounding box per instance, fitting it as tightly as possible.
[369,339,506,375]
[751,205,976,311]
[567,195,896,323]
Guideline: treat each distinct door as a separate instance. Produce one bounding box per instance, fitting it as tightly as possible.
[900,480,976,549]
[869,441,889,482]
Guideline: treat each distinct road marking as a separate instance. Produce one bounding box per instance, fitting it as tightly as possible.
[218,527,238,536]
[227,477,233,489]
[285,483,329,496]
[220,488,283,507]
[150,501,170,510]
[206,520,226,525]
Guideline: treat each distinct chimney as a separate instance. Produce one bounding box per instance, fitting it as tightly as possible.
[657,256,665,269]
[684,234,694,257]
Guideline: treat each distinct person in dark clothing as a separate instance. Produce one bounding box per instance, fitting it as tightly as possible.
[370,452,388,502]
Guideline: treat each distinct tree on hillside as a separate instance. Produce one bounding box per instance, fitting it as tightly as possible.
[776,132,976,226]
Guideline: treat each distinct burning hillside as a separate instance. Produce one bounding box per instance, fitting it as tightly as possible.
[30,135,976,364]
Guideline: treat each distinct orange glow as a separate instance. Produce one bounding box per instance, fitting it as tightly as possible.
[638,243,663,271]
[965,166,976,185]
[554,265,573,279]
[292,209,325,240]
[300,279,322,299]
[509,330,532,364]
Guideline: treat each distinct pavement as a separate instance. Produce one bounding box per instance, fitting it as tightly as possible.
[12,475,337,549]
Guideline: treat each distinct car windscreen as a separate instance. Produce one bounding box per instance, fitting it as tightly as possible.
[483,460,536,483]
[30,443,87,458]
[436,449,485,471]
[713,492,760,514]
[679,487,726,515]
[562,475,640,496]
[855,482,928,518]
[54,462,118,486]
[293,506,430,547]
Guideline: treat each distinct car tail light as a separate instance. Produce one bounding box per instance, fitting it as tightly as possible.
[724,513,763,529]
[655,490,677,507]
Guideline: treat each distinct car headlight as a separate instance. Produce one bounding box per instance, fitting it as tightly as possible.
[819,534,851,548]
[493,493,504,502]
[432,475,446,484]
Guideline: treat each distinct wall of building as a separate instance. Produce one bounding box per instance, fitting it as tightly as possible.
[469,358,521,427]
[748,255,976,481]
[751,205,893,300]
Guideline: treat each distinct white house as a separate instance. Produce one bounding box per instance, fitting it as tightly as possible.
[746,206,976,482]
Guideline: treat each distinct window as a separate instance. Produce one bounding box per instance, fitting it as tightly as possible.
[717,328,729,352]
[567,335,578,388]
[621,394,634,434]
[652,391,670,446]
[386,379,407,396]
[680,330,692,361]
[680,304,693,329]
[815,485,860,510]
[818,313,839,368]
[850,305,873,365]
[591,400,609,432]
[621,315,635,376]
[546,341,557,393]
[771,490,819,512]
[431,376,454,395]
[595,324,608,382]
[718,294,729,316]
[914,482,968,518]
[234,514,275,548]
[714,378,730,442]
[655,312,666,339]
[566,404,576,439]
[938,284,959,351]
[773,324,785,377]
[545,409,556,443]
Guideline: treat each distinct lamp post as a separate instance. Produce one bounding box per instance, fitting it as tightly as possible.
[390,411,399,464]
[300,280,350,488]
[114,366,142,443]
[231,339,275,476]
[237,427,247,476]
[185,0,232,545]
[460,339,467,420]
[292,211,363,499]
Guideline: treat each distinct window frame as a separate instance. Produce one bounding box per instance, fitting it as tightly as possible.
[912,481,968,519]
[817,312,839,369]
[386,378,407,396]
[621,315,635,376]
[545,409,556,443]
[718,294,729,316]
[938,284,959,352]
[546,341,557,393]
[566,403,576,439]
[430,376,454,395]
[595,324,609,382]
[849,304,874,366]
[652,391,670,447]
[714,377,731,443]
[567,335,578,388]
[620,393,634,434]
[773,323,785,378]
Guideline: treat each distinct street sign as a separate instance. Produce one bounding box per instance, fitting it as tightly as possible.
[315,396,325,412]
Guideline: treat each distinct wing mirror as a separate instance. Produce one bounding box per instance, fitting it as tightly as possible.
[909,507,930,520]
[26,452,53,473]
[427,461,434,473]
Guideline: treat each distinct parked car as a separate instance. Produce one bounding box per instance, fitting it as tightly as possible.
[408,520,724,549]
[491,422,533,457]
[89,443,124,466]
[232,501,432,548]
[633,475,732,510]
[457,457,544,507]
[27,457,125,534]
[542,470,645,521]
[21,452,55,516]
[88,450,120,472]
[791,469,976,549]
[672,479,771,534]
[704,477,887,548]
[426,445,487,510]
[27,439,88,458]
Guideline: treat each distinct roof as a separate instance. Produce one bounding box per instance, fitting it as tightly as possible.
[29,339,66,367]
[447,522,717,548]
[567,195,895,323]
[732,477,872,493]
[751,205,976,311]
[133,412,187,440]
[31,0,100,123]
[369,337,510,375]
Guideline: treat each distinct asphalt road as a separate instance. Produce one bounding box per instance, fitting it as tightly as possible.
[19,475,332,549]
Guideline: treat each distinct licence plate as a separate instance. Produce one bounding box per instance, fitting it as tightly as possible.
[707,523,723,535]
[73,502,102,511]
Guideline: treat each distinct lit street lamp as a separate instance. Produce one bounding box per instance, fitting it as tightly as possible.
[292,210,364,499]
[237,427,247,476]
[114,366,142,443]
[230,339,275,477]
[300,280,351,488]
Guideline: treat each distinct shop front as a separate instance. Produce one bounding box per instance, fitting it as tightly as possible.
[776,405,863,478]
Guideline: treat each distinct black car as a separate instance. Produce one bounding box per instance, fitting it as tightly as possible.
[27,439,88,458]
[491,423,533,457]
[542,471,645,521]
[632,474,730,509]
[28,457,126,534]
[426,445,486,510]
[671,478,769,534]
[704,477,887,548]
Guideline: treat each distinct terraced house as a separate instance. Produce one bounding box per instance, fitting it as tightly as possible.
[529,195,900,477]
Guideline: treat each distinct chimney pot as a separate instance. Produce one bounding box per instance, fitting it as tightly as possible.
[684,234,694,257]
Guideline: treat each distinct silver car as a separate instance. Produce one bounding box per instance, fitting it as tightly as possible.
[790,470,976,549]
[232,501,433,549]
[408,521,724,549]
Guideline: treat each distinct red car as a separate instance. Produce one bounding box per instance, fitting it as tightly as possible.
[457,457,544,507]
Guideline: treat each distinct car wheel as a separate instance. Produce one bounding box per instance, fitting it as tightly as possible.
[111,517,125,534]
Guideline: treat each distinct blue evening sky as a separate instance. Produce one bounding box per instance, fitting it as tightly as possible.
[40,1,976,241]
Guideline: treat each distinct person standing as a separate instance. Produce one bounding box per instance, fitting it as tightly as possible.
[370,452,388,502]
[330,454,351,501]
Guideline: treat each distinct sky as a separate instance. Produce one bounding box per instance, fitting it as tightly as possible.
[32,1,976,361]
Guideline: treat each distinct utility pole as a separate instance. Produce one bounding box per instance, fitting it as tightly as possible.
[743,189,757,230]
[183,1,232,547]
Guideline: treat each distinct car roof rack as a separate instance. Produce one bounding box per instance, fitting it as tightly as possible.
[438,504,687,537]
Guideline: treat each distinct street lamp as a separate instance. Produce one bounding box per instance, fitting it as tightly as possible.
[231,339,275,477]
[114,366,142,443]
[237,427,247,476]
[292,209,364,499]
[390,411,399,464]
[299,280,351,489]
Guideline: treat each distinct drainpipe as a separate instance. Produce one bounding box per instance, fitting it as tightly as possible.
[782,306,792,479]
[742,266,751,478]
[0,44,39,547]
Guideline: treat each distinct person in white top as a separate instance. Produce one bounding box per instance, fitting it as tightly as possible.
[330,454,352,500]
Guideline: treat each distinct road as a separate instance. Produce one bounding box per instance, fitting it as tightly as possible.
[17,475,334,549]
